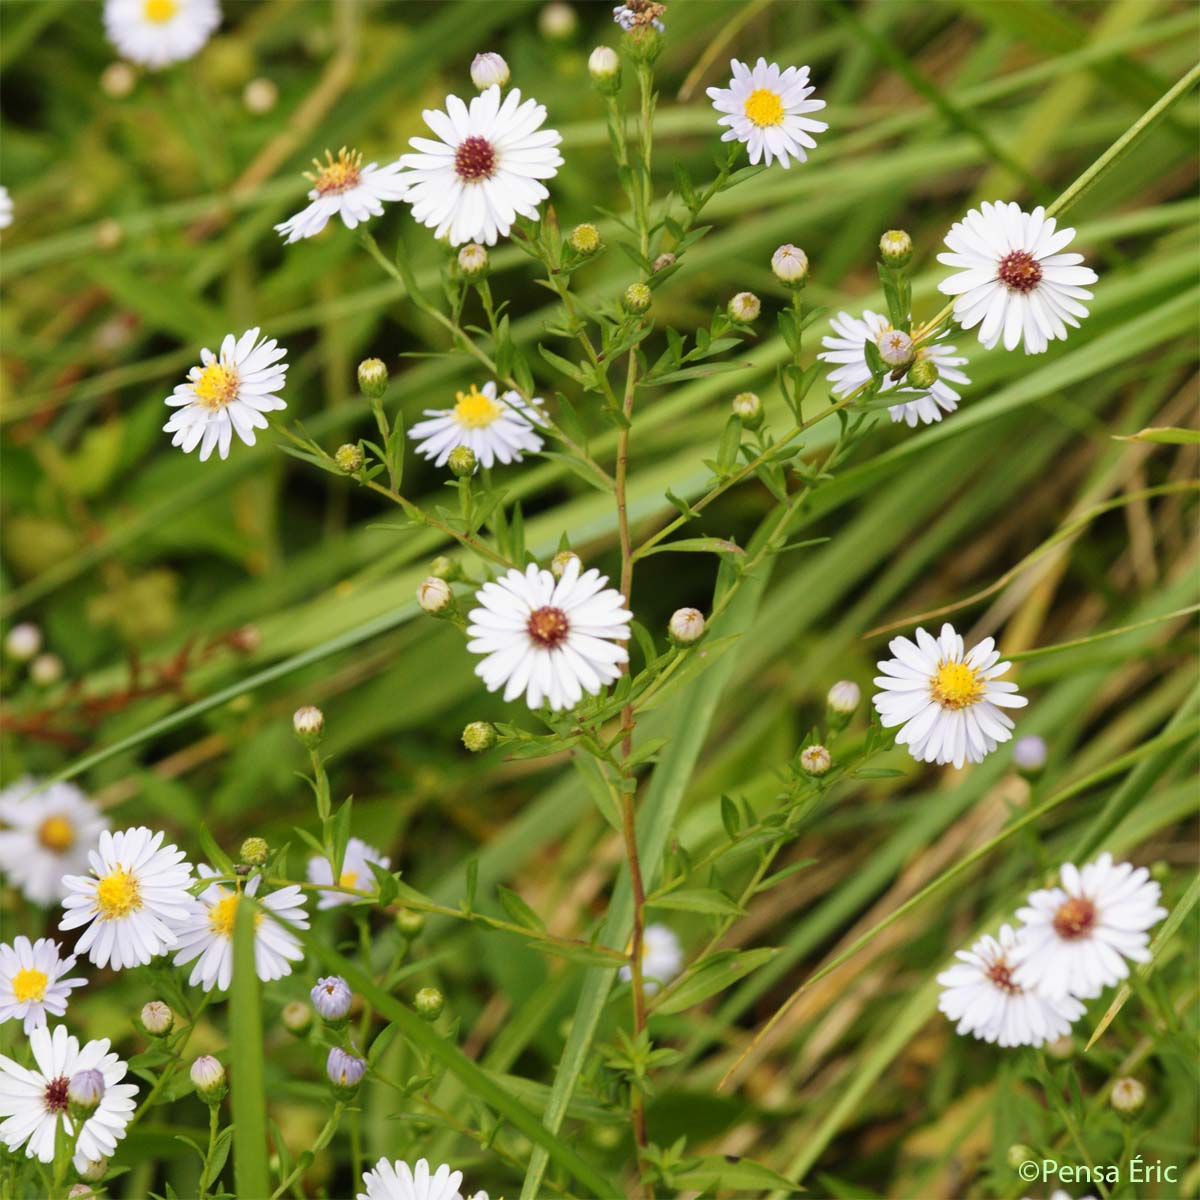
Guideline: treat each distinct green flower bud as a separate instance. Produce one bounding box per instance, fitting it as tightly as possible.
[447,445,477,478]
[570,223,601,256]
[281,1000,312,1035]
[292,705,325,746]
[335,443,364,473]
[551,550,580,578]
[907,358,939,390]
[731,391,763,429]
[357,358,388,400]
[240,837,269,866]
[728,292,761,323]
[879,229,913,267]
[462,721,498,752]
[587,46,621,93]
[1006,1144,1034,1171]
[395,908,426,937]
[429,555,459,581]
[622,282,652,315]
[414,987,444,1020]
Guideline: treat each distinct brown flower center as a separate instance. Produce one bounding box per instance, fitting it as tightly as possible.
[986,960,1022,995]
[1052,896,1096,940]
[44,1076,70,1114]
[454,136,496,182]
[997,249,1043,294]
[527,606,569,649]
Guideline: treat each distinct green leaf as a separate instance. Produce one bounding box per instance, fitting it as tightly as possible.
[653,948,778,1015]
[646,887,745,916]
[230,897,270,1200]
[674,1153,801,1193]
[1114,425,1200,444]
[497,884,547,932]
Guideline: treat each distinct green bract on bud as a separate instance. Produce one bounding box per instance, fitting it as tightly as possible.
[826,680,860,724]
[240,836,269,866]
[728,291,761,323]
[281,1000,312,1035]
[876,328,913,368]
[457,242,489,278]
[395,907,426,937]
[879,229,913,267]
[570,223,601,255]
[800,744,832,777]
[1006,1144,1034,1171]
[190,1055,227,1104]
[1110,1076,1146,1115]
[429,555,459,581]
[652,252,676,274]
[539,1,577,39]
[414,987,444,1020]
[731,391,763,430]
[447,445,477,478]
[417,577,453,615]
[335,443,364,473]
[1150,860,1170,884]
[140,1001,174,1037]
[906,358,939,390]
[551,549,580,578]
[292,705,325,746]
[4,622,42,662]
[668,607,705,646]
[771,244,809,287]
[470,52,510,91]
[357,357,388,400]
[622,282,652,315]
[326,1047,366,1098]
[30,653,63,686]
[587,46,621,92]
[462,721,498,753]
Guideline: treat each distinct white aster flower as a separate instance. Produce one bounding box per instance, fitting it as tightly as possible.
[397,85,563,246]
[275,148,409,244]
[408,380,546,469]
[872,622,1028,768]
[172,866,308,992]
[0,186,12,230]
[819,310,971,427]
[60,827,196,970]
[937,924,1083,1049]
[0,1025,137,1170]
[358,1157,466,1200]
[0,778,108,906]
[467,556,632,712]
[103,0,220,70]
[937,201,1098,354]
[1015,853,1166,999]
[706,58,827,169]
[0,939,86,1034]
[306,837,391,910]
[619,923,683,995]
[163,327,288,461]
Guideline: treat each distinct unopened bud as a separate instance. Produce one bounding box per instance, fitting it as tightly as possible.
[357,358,388,400]
[906,358,939,390]
[731,391,762,429]
[771,244,809,287]
[1110,1076,1146,1115]
[1006,1144,1034,1171]
[293,705,325,746]
[826,680,860,726]
[190,1055,227,1103]
[728,292,761,323]
[668,608,705,646]
[876,328,913,367]
[1013,735,1047,776]
[1150,860,1170,884]
[243,77,278,114]
[5,622,41,662]
[414,987,444,1020]
[240,837,269,866]
[281,1000,312,1035]
[587,46,621,92]
[462,721,498,753]
[311,976,353,1023]
[1045,1033,1075,1059]
[100,62,136,99]
[335,443,364,473]
[140,1001,174,1037]
[30,653,63,686]
[652,252,675,274]
[326,1047,366,1097]
[551,549,580,578]
[800,744,832,777]
[68,1069,105,1118]
[395,908,426,937]
[879,229,913,267]
[470,52,510,91]
[68,1186,94,1199]
[622,282,652,315]
[417,577,453,615]
[78,1159,108,1184]
[570,223,601,255]
[539,1,577,40]
[429,555,459,581]
[447,445,477,478]
[457,242,489,278]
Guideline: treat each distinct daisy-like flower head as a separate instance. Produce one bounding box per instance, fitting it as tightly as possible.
[0,186,12,230]
[163,327,288,461]
[0,939,86,1034]
[872,622,1028,769]
[0,1025,137,1170]
[275,147,409,244]
[937,924,1083,1048]
[619,923,683,995]
[59,827,195,970]
[0,778,108,906]
[172,866,309,992]
[103,0,221,70]
[306,837,391,910]
[467,556,632,712]
[706,58,827,169]
[1014,852,1166,999]
[397,85,563,246]
[358,1158,468,1200]
[408,380,546,469]
[937,201,1098,355]
[613,1,665,32]
[819,310,971,428]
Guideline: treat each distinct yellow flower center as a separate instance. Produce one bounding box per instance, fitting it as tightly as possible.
[744,88,784,127]
[338,870,359,889]
[143,0,178,22]
[930,661,983,710]
[12,967,49,1003]
[209,891,263,939]
[453,384,504,429]
[308,147,363,196]
[37,815,75,853]
[192,363,239,410]
[95,867,142,920]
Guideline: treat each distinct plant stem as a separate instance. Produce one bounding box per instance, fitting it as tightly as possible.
[268,1101,345,1200]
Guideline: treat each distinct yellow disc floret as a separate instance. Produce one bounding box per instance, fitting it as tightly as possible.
[931,660,984,710]
[744,88,785,127]
[96,867,142,920]
[308,147,364,196]
[37,814,75,853]
[338,870,359,889]
[208,890,263,939]
[192,363,240,410]
[143,0,179,22]
[12,967,49,1004]
[453,384,504,429]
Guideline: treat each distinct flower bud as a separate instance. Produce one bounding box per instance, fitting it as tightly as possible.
[457,242,489,278]
[1110,1076,1146,1115]
[1006,1144,1034,1171]
[240,837,269,866]
[879,229,913,267]
[100,61,136,98]
[395,908,426,937]
[462,721,498,753]
[69,1186,95,1199]
[652,251,676,274]
[1013,735,1047,775]
[190,1055,227,1104]
[292,705,325,746]
[78,1158,108,1183]
[335,443,364,473]
[326,1047,366,1097]
[668,608,705,646]
[731,391,762,430]
[357,357,388,400]
[800,744,832,777]
[447,445,477,478]
[470,52,510,91]
[906,358,939,390]
[311,976,353,1023]
[771,244,809,287]
[1151,860,1170,884]
[539,1,577,40]
[281,1000,312,1035]
[30,653,63,686]
[587,46,621,92]
[414,987,444,1020]
[429,555,459,581]
[551,549,580,578]
[826,680,861,719]
[243,77,278,115]
[728,292,761,323]
[5,622,41,662]
[1045,1033,1075,1059]
[569,223,601,255]
[68,1069,105,1118]
[417,576,453,615]
[875,328,913,367]
[622,282,652,315]
[140,1000,174,1037]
